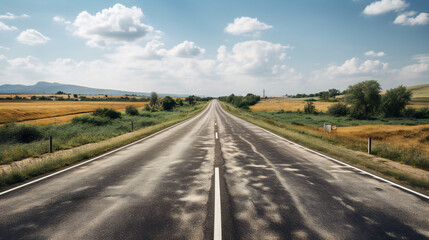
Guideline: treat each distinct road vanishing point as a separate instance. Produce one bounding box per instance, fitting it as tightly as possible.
[0,100,428,239]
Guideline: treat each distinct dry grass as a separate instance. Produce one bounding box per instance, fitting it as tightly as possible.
[336,124,429,152]
[250,99,336,112]
[0,101,148,125]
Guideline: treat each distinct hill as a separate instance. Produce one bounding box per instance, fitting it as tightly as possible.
[0,81,185,97]
[408,84,429,98]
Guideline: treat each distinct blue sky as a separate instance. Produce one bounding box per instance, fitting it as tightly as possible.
[0,0,428,96]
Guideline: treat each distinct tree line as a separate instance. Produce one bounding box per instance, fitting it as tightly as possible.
[218,93,261,109]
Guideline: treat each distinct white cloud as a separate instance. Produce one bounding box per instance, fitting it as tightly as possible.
[169,41,205,58]
[17,29,50,45]
[53,16,71,25]
[325,58,388,75]
[0,46,10,51]
[363,0,408,15]
[394,12,429,26]
[413,54,429,63]
[70,3,154,48]
[0,12,29,19]
[0,21,17,31]
[217,40,290,76]
[225,17,272,36]
[365,50,386,57]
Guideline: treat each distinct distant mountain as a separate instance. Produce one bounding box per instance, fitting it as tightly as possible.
[0,81,186,97]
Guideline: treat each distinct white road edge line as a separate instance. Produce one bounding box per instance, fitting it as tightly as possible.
[0,102,213,197]
[223,107,429,200]
[216,132,219,139]
[214,167,222,240]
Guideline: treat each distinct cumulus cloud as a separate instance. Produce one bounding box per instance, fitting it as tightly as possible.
[325,58,388,75]
[169,41,205,58]
[70,4,154,48]
[365,50,386,57]
[0,12,29,19]
[363,0,408,15]
[225,17,272,36]
[53,16,71,25]
[0,21,17,31]
[17,29,50,45]
[413,54,429,63]
[394,12,429,26]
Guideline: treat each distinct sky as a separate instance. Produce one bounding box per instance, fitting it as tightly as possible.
[0,0,428,96]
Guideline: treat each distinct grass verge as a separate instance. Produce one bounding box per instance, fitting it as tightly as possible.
[0,103,208,188]
[221,102,429,193]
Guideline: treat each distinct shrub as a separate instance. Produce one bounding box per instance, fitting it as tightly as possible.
[72,115,110,126]
[0,124,43,143]
[178,99,184,106]
[328,103,349,116]
[161,96,176,111]
[125,105,139,116]
[403,107,429,119]
[92,108,121,119]
[304,102,316,114]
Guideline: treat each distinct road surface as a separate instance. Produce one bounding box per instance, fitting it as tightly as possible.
[0,100,428,239]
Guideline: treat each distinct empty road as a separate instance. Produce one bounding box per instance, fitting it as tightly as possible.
[0,100,428,239]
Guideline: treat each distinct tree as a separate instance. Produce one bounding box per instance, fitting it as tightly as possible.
[178,99,184,106]
[304,101,316,113]
[381,85,412,117]
[186,95,196,106]
[319,91,330,100]
[150,92,158,107]
[328,88,340,98]
[125,105,139,116]
[56,91,65,94]
[345,80,381,119]
[162,96,176,110]
[73,94,78,98]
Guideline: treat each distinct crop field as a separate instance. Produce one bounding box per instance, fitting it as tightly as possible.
[251,97,429,113]
[336,124,429,152]
[0,101,148,125]
[250,99,336,112]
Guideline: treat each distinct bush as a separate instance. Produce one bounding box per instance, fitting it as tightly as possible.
[178,99,184,106]
[161,96,176,111]
[328,103,349,116]
[304,102,316,114]
[403,107,429,119]
[125,105,139,116]
[92,108,121,119]
[0,124,43,143]
[72,115,110,126]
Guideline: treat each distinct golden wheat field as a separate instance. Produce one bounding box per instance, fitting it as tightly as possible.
[0,101,148,125]
[251,98,429,112]
[250,99,336,112]
[336,124,429,152]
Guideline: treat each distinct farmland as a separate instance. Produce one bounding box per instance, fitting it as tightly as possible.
[0,101,148,125]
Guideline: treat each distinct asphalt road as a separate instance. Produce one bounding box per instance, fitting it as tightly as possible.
[0,100,428,239]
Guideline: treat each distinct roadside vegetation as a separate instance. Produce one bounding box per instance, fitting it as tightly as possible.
[218,93,260,109]
[0,96,207,165]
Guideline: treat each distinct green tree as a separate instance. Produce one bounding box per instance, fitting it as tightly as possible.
[150,92,158,107]
[186,95,196,105]
[162,96,176,110]
[304,101,316,113]
[381,85,412,117]
[345,80,381,119]
[125,105,139,116]
[178,99,184,106]
[328,88,340,98]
